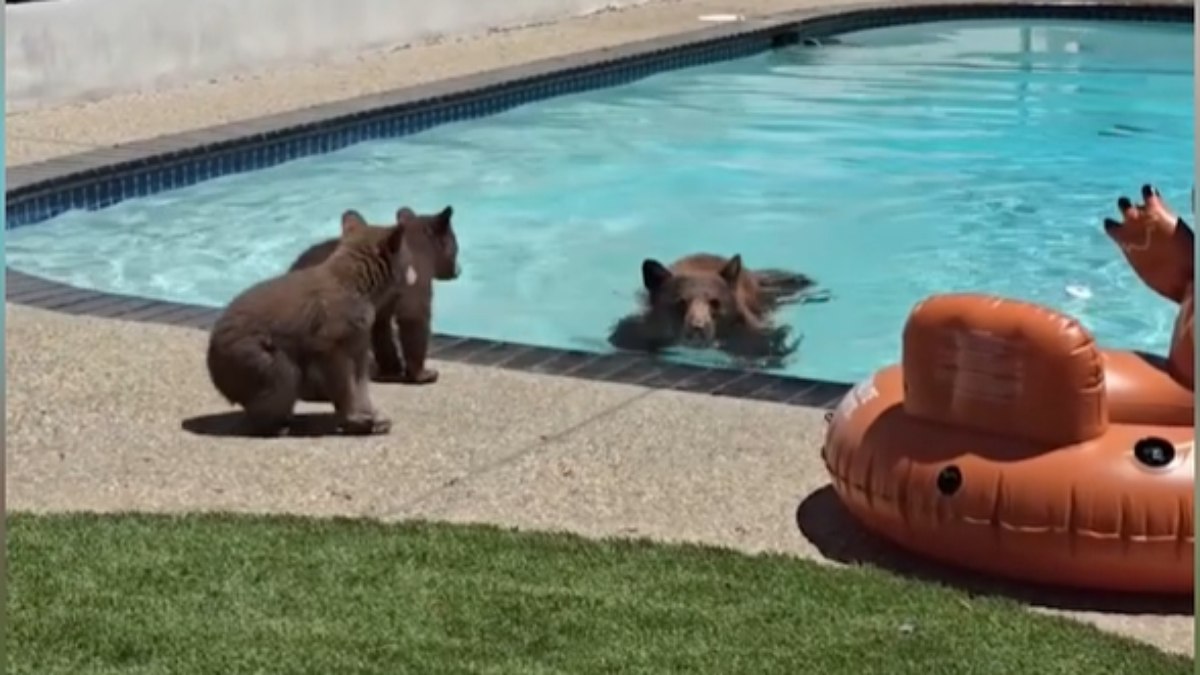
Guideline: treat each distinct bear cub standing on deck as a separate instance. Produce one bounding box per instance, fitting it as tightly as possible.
[289,205,459,385]
[607,253,828,366]
[207,211,408,437]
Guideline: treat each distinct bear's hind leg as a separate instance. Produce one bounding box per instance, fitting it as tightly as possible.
[241,355,302,437]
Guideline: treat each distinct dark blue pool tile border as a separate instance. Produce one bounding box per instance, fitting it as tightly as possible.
[5,267,852,408]
[5,0,1191,408]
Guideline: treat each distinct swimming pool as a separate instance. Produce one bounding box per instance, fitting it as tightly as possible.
[8,18,1193,385]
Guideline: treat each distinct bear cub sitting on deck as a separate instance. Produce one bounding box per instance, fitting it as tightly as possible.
[607,253,829,367]
[206,211,407,437]
[289,205,460,386]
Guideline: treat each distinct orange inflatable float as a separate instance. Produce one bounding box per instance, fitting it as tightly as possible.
[822,185,1194,594]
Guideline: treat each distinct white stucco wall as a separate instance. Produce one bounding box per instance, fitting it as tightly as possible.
[5,0,650,112]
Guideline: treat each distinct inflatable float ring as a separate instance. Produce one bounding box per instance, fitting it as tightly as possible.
[822,293,1194,594]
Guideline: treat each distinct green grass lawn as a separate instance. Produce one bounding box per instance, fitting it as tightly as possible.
[8,512,1191,675]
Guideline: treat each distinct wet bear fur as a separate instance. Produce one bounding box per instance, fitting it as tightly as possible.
[607,253,829,366]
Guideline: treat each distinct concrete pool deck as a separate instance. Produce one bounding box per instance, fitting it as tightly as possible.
[6,0,1193,658]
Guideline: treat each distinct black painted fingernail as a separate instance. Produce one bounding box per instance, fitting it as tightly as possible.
[1104,218,1122,229]
[1118,197,1133,210]
[1142,184,1154,199]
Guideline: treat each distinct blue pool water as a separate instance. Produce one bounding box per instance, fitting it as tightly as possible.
[8,19,1194,384]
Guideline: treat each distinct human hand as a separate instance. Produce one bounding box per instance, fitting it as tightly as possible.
[1103,184,1181,253]
[1102,183,1193,304]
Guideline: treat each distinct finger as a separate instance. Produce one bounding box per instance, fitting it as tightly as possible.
[1103,217,1123,230]
[1117,196,1136,218]
[1142,183,1163,209]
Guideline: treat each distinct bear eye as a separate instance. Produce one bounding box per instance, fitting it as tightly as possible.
[708,299,721,313]
[675,299,689,315]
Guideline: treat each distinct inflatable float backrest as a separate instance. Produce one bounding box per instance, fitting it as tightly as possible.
[902,293,1108,447]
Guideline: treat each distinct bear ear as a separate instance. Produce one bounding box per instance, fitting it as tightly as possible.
[719,254,744,285]
[642,259,672,293]
[341,210,368,236]
[385,223,406,254]
[431,206,454,235]
[396,207,416,224]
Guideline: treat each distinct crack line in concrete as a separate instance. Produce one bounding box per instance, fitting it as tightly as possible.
[379,387,659,519]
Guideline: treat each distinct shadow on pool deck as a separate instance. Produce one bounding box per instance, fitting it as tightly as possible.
[796,485,1194,617]
[182,411,348,438]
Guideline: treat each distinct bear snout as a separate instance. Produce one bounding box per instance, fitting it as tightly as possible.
[681,312,716,346]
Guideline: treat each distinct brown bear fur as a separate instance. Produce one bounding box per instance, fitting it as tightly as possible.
[607,253,828,365]
[289,205,459,385]
[207,211,406,436]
